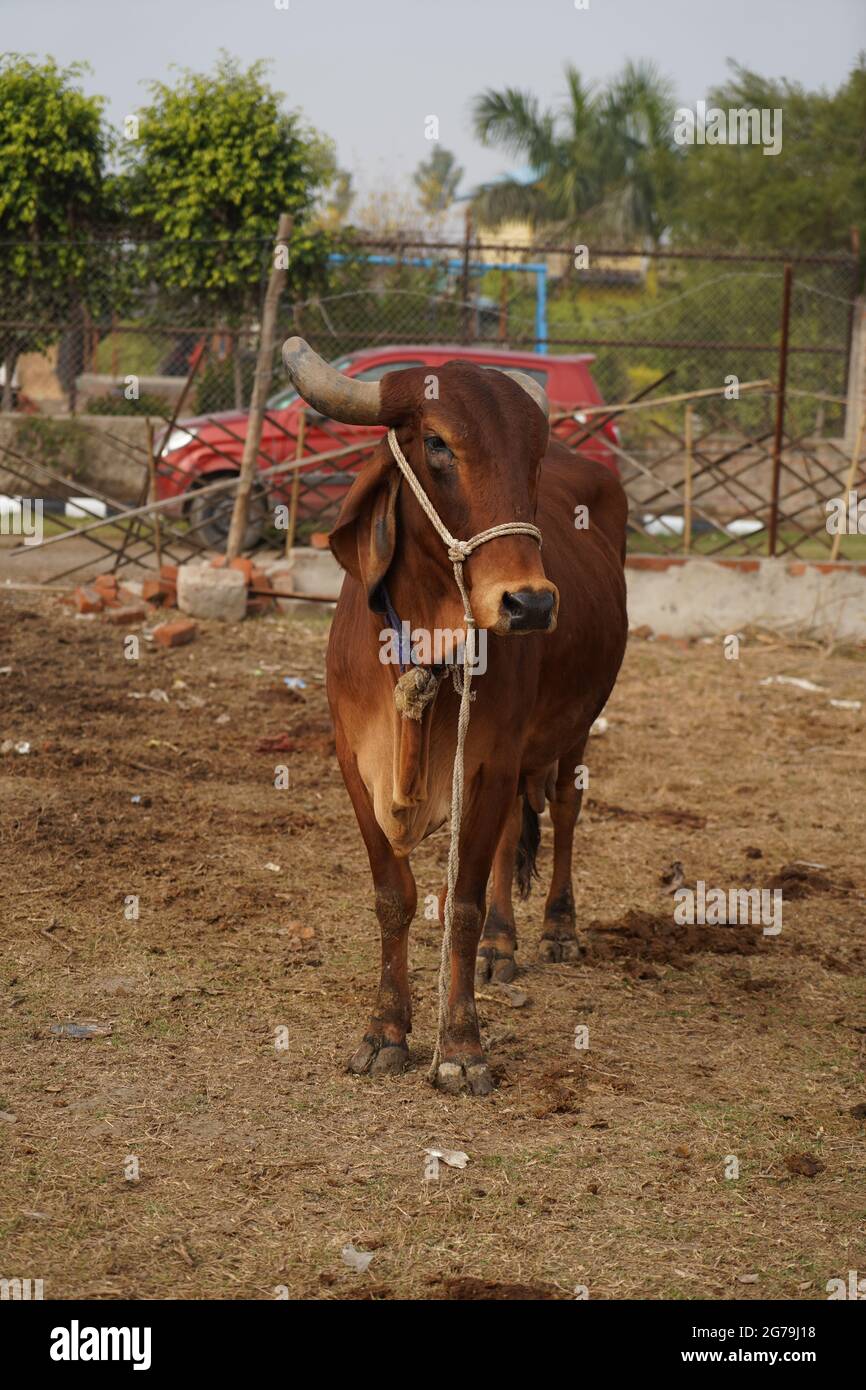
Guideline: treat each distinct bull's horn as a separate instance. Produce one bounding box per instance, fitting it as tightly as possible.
[501,369,549,419]
[281,336,382,424]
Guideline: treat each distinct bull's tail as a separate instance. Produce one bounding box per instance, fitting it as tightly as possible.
[515,794,541,900]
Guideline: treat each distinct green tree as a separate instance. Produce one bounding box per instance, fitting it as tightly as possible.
[412,147,464,214]
[669,59,866,256]
[321,169,355,227]
[121,55,339,405]
[471,61,678,245]
[0,55,118,409]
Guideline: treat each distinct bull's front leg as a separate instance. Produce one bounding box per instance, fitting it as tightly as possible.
[338,742,417,1077]
[434,773,516,1097]
[347,865,416,1076]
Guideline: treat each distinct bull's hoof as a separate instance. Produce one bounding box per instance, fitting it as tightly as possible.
[435,1058,494,1096]
[538,934,583,964]
[475,945,516,985]
[347,1034,409,1076]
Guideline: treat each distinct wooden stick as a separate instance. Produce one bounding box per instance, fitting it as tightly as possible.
[830,408,866,562]
[1,581,73,593]
[226,213,293,559]
[550,378,773,422]
[255,587,336,604]
[683,404,694,555]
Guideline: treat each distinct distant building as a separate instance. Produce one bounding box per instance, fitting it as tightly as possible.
[474,218,646,284]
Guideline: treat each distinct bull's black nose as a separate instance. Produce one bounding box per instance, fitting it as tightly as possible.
[501,588,555,632]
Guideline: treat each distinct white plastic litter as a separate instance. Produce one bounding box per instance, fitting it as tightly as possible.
[758,676,824,693]
[341,1244,374,1273]
[422,1147,469,1169]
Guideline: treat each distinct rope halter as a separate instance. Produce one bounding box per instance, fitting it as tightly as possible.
[386,427,542,632]
[385,428,544,1084]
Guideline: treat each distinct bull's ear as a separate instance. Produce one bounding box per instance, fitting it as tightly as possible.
[328,447,401,612]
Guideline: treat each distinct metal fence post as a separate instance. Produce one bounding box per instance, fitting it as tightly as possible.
[535,264,547,352]
[683,404,694,554]
[460,207,473,344]
[768,262,793,556]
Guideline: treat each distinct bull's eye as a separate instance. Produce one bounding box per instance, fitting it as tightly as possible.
[424,435,454,468]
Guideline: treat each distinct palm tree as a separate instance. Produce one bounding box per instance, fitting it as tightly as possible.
[412,147,465,215]
[472,61,677,246]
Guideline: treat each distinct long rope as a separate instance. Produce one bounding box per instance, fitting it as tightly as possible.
[385,429,542,1082]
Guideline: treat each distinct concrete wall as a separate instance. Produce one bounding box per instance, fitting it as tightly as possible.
[75,374,188,410]
[283,547,866,642]
[626,555,866,642]
[0,414,149,504]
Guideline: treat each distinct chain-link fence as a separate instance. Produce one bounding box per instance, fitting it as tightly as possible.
[1,234,863,563]
[1,236,858,421]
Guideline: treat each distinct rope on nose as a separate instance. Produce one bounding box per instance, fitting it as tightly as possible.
[385,428,543,1084]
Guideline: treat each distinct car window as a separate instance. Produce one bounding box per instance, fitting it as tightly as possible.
[482,364,548,387]
[352,360,425,382]
[266,386,299,410]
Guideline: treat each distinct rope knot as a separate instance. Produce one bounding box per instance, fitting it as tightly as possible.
[447,540,472,563]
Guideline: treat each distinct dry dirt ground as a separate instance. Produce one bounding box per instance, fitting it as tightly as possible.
[1,590,865,1301]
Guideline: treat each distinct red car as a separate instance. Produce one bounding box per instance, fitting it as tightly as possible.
[155,344,620,549]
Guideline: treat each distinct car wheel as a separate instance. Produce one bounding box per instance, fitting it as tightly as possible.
[187,475,267,552]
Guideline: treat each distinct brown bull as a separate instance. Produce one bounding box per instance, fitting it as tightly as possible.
[282,338,628,1095]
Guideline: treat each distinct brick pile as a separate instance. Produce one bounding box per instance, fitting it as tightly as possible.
[208,554,307,614]
[66,553,301,632]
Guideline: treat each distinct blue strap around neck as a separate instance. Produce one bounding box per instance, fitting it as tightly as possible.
[380,582,412,674]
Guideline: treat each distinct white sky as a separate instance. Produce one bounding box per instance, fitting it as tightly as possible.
[4,0,864,209]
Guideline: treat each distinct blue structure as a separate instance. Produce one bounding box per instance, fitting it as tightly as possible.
[327,251,549,352]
